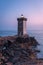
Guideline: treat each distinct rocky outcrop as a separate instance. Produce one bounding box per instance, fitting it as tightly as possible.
[0,36,42,65]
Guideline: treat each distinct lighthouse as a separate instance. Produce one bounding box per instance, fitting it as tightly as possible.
[17,15,27,36]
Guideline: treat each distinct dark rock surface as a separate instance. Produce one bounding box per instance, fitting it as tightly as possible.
[0,36,43,65]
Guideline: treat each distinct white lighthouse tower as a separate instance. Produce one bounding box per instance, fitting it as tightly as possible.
[17,14,27,36]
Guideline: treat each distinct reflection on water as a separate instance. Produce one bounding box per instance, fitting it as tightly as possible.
[0,30,43,58]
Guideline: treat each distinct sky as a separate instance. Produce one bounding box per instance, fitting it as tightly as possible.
[0,0,43,31]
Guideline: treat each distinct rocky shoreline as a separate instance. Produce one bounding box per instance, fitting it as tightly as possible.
[0,35,43,65]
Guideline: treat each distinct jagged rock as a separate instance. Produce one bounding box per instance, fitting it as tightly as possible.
[0,36,41,65]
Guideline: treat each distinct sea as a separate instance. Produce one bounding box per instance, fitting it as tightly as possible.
[0,30,43,58]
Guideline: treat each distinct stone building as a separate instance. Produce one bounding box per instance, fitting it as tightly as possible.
[17,14,27,36]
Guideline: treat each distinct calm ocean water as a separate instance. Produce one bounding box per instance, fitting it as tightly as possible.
[0,30,43,58]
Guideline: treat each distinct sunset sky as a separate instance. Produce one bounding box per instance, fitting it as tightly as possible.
[0,0,43,30]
